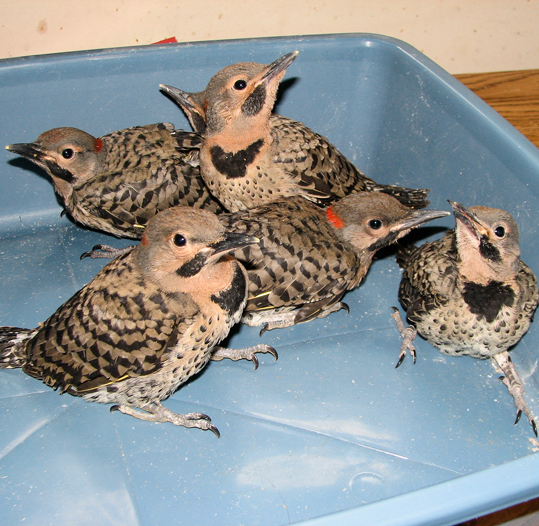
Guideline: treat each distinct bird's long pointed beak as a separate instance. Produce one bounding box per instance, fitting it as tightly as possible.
[160,84,197,111]
[393,209,450,233]
[160,84,207,133]
[259,51,299,86]
[209,232,259,256]
[367,208,449,253]
[449,200,488,237]
[6,142,45,161]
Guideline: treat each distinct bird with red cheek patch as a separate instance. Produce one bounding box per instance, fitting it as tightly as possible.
[0,206,275,436]
[217,192,448,333]
[160,51,430,213]
[325,205,345,229]
[6,123,223,238]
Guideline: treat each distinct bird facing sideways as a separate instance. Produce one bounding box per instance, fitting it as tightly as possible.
[160,51,430,213]
[219,193,449,332]
[393,201,539,434]
[0,206,276,436]
[6,123,224,238]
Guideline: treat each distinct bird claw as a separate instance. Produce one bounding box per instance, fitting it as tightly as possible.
[207,424,221,438]
[391,307,417,368]
[180,412,220,438]
[494,352,538,437]
[184,411,211,422]
[110,403,220,437]
[211,344,278,370]
[395,345,417,369]
[80,244,135,260]
[512,410,537,437]
[258,314,297,335]
[181,412,220,437]
[253,301,350,336]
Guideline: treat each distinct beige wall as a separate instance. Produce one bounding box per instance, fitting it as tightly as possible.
[1,0,538,74]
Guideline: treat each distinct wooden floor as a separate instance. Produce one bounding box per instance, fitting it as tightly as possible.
[451,69,539,526]
[456,70,539,149]
[456,496,539,526]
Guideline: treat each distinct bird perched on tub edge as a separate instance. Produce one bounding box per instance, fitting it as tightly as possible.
[0,206,276,436]
[393,201,539,434]
[160,51,430,212]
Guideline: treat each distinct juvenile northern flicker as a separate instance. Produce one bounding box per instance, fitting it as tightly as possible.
[159,51,430,213]
[0,206,276,436]
[393,201,539,434]
[6,123,223,238]
[217,193,449,332]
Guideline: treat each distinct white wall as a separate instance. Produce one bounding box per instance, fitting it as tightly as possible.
[1,0,538,74]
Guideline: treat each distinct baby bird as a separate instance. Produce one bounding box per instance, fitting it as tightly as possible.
[6,123,224,238]
[218,193,448,332]
[0,206,274,436]
[393,201,539,434]
[160,51,430,212]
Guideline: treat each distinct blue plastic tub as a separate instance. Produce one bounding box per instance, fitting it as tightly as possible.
[1,34,539,526]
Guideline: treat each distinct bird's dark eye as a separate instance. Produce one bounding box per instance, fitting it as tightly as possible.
[173,234,187,247]
[234,79,247,90]
[494,226,505,238]
[61,148,74,159]
[369,219,382,230]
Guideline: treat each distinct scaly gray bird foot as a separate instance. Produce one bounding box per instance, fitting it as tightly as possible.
[259,312,297,335]
[80,244,136,260]
[257,302,348,335]
[110,401,220,437]
[494,352,537,437]
[391,307,418,368]
[311,302,350,320]
[212,344,278,370]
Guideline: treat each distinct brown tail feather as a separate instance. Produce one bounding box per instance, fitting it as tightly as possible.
[0,326,34,368]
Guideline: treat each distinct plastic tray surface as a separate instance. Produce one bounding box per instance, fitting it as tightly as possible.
[1,34,539,526]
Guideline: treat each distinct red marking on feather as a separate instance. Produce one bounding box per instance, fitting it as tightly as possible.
[326,206,345,229]
[94,138,103,152]
[141,233,149,246]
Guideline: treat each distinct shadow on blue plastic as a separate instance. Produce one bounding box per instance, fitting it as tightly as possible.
[1,34,539,526]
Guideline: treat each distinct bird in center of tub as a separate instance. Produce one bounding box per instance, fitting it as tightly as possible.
[393,201,539,434]
[221,192,448,332]
[160,51,430,213]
